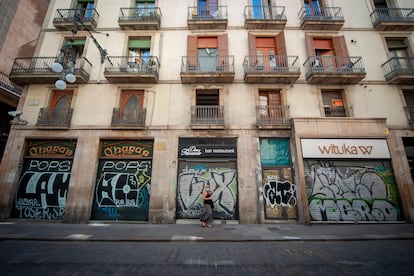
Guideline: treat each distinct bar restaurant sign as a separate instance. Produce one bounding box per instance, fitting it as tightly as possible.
[301,139,390,159]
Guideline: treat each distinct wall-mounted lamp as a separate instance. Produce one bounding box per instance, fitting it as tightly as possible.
[8,110,27,125]
[52,14,112,90]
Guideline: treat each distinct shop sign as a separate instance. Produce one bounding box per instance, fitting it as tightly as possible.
[100,140,153,159]
[25,140,76,158]
[178,144,237,159]
[301,139,390,159]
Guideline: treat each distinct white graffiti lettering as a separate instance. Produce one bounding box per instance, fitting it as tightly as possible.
[263,180,297,208]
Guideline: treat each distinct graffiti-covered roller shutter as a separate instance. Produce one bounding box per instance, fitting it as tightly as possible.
[176,137,238,220]
[302,139,403,222]
[12,140,76,220]
[91,140,153,221]
[260,138,297,220]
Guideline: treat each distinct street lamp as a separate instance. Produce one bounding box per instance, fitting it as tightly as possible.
[52,14,111,90]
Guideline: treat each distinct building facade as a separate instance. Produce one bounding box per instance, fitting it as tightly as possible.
[0,0,50,160]
[1,0,414,224]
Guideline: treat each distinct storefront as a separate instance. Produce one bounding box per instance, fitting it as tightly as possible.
[176,137,239,221]
[11,140,77,220]
[259,138,297,220]
[302,138,403,222]
[90,140,153,221]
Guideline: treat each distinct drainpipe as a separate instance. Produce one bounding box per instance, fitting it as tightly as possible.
[255,167,262,224]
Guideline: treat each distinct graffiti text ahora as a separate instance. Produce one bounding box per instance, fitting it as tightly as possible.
[318,144,373,156]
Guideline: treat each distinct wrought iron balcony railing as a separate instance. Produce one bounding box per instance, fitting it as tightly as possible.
[243,55,300,73]
[0,71,22,97]
[324,106,346,117]
[304,56,366,74]
[382,57,414,81]
[105,56,160,74]
[111,108,146,127]
[10,57,92,84]
[119,7,161,21]
[244,5,286,20]
[256,105,291,125]
[53,8,99,28]
[188,6,227,20]
[191,105,224,125]
[181,56,234,73]
[299,6,344,21]
[37,108,73,128]
[370,8,414,24]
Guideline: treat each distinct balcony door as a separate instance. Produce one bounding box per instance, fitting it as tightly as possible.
[306,35,350,69]
[198,0,218,18]
[304,0,322,16]
[128,38,151,71]
[195,89,220,124]
[119,90,144,123]
[259,90,282,122]
[386,38,412,73]
[256,37,276,69]
[136,0,155,16]
[50,90,73,120]
[322,90,346,117]
[198,37,218,72]
[77,0,94,19]
[252,0,273,19]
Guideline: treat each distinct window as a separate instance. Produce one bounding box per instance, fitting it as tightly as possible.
[304,0,322,16]
[386,37,412,72]
[197,0,218,18]
[186,34,228,71]
[259,90,281,117]
[49,90,73,122]
[194,89,221,123]
[196,89,219,106]
[322,90,346,117]
[248,32,286,69]
[305,35,349,68]
[252,0,274,19]
[65,38,85,58]
[77,0,94,19]
[136,0,155,16]
[119,90,145,123]
[128,37,151,71]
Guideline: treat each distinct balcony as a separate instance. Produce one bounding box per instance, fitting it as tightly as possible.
[187,6,227,30]
[324,106,346,117]
[244,6,287,29]
[243,55,300,84]
[191,105,224,129]
[370,8,414,31]
[304,56,366,84]
[9,57,92,85]
[53,8,99,31]
[382,57,414,84]
[0,72,22,105]
[299,7,344,30]
[181,56,234,84]
[256,105,291,129]
[118,7,161,30]
[104,56,159,83]
[36,108,73,129]
[111,108,146,128]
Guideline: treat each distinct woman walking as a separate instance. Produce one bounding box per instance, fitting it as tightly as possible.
[200,184,214,228]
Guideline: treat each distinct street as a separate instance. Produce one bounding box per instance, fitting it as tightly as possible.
[1,240,414,275]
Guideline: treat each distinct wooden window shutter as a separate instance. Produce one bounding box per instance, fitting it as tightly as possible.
[275,31,287,56]
[187,35,198,66]
[305,34,315,57]
[218,34,228,68]
[248,33,257,65]
[332,35,349,57]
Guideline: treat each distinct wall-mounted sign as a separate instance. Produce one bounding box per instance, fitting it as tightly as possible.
[178,145,237,159]
[301,139,390,159]
[25,140,76,158]
[100,140,153,159]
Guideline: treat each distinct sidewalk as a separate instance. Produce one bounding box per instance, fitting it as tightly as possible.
[1,221,414,242]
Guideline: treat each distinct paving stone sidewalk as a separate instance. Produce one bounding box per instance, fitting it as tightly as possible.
[1,221,414,242]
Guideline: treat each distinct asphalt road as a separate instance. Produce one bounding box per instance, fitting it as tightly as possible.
[1,240,414,275]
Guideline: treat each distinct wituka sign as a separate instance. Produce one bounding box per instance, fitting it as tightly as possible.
[12,140,76,220]
[91,140,153,221]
